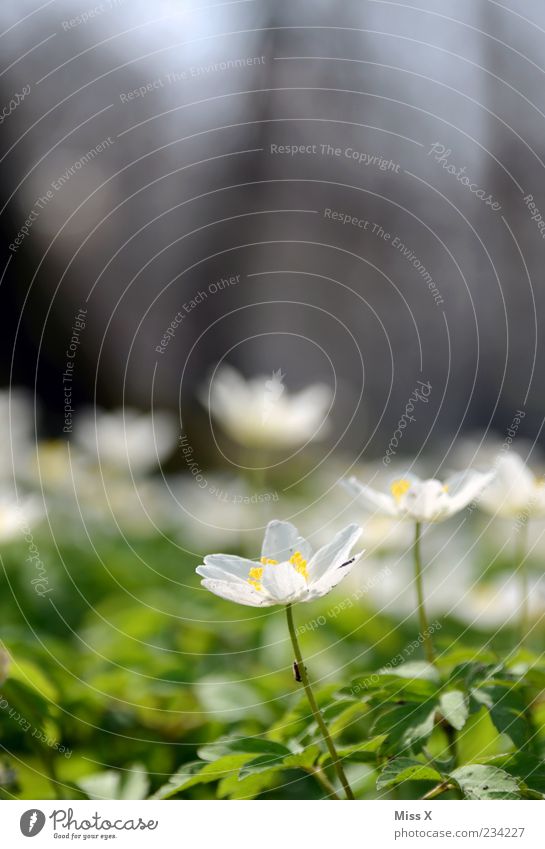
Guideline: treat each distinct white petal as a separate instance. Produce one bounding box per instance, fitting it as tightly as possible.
[261,520,312,562]
[341,477,398,516]
[260,562,309,603]
[479,453,536,516]
[308,552,363,599]
[200,578,270,607]
[201,553,259,580]
[308,523,362,581]
[446,470,495,516]
[196,564,251,583]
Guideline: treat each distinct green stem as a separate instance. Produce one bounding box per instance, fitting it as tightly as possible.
[422,780,455,800]
[413,522,436,665]
[308,766,341,799]
[517,520,529,647]
[285,604,355,800]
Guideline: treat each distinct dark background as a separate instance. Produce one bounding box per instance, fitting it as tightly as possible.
[1,0,543,457]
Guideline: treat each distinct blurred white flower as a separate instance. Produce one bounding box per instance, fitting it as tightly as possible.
[343,469,494,523]
[0,388,35,481]
[74,408,178,475]
[478,452,545,519]
[197,520,363,606]
[201,365,332,448]
[0,490,42,543]
[459,573,545,630]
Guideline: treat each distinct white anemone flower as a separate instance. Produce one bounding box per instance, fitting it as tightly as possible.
[0,490,42,543]
[201,365,332,448]
[478,452,545,519]
[342,470,494,523]
[74,407,178,475]
[197,520,363,606]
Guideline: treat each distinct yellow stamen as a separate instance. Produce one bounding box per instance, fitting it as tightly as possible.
[443,484,449,493]
[248,565,264,591]
[289,550,308,581]
[260,556,278,565]
[391,478,411,501]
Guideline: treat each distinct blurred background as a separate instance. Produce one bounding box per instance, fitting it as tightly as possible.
[1,0,545,800]
[1,0,544,449]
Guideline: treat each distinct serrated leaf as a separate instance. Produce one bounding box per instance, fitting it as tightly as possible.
[439,690,469,731]
[377,758,442,790]
[450,765,520,800]
[482,753,545,795]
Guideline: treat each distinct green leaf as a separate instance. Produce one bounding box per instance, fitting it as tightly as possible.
[377,758,442,790]
[218,769,281,799]
[321,736,386,766]
[387,662,440,682]
[344,673,438,703]
[326,701,369,736]
[197,737,291,762]
[239,754,286,778]
[481,754,545,796]
[439,690,469,731]
[282,745,322,770]
[472,683,529,748]
[372,701,437,754]
[153,754,250,798]
[239,744,323,778]
[450,765,521,800]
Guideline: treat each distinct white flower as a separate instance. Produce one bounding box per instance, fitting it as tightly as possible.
[74,408,178,475]
[478,452,545,519]
[197,520,363,606]
[200,365,332,448]
[0,490,42,543]
[0,389,35,482]
[342,470,494,523]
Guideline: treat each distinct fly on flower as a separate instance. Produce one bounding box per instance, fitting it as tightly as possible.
[342,469,495,523]
[196,520,363,606]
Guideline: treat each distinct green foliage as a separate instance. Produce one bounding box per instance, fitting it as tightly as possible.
[2,529,545,800]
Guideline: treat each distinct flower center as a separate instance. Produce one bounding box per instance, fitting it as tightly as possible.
[290,550,308,581]
[248,566,264,591]
[391,478,411,501]
[247,551,309,591]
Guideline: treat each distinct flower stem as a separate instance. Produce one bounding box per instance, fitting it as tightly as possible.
[285,604,355,800]
[517,520,529,647]
[413,522,435,665]
[422,780,455,800]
